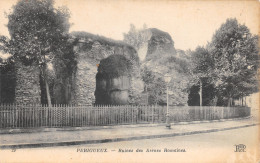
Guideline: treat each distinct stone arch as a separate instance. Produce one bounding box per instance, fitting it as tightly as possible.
[70,34,143,105]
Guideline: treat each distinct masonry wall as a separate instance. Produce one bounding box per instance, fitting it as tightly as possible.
[71,39,143,106]
[15,62,41,105]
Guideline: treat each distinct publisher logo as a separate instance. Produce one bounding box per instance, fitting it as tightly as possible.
[234,144,246,152]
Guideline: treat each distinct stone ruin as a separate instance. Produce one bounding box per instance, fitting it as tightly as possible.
[70,32,143,105]
[2,28,190,106]
[15,61,41,105]
[10,32,143,106]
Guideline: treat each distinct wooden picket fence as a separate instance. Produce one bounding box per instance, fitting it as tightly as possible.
[0,104,166,128]
[0,104,250,129]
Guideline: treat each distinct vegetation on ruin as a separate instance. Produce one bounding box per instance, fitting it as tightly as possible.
[124,19,259,106]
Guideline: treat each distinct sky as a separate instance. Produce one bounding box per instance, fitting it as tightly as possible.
[0,0,259,54]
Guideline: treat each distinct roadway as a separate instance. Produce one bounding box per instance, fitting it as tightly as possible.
[1,124,259,163]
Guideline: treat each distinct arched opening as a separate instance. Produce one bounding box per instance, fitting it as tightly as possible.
[95,55,132,105]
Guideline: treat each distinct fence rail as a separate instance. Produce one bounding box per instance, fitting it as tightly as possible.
[0,104,250,129]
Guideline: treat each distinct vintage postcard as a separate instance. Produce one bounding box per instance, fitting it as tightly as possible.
[0,0,259,162]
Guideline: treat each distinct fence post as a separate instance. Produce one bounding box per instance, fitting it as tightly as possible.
[106,105,108,125]
[107,105,109,125]
[125,105,127,124]
[33,104,35,128]
[26,104,29,128]
[119,105,122,124]
[99,105,101,126]
[146,104,148,122]
[56,104,59,127]
[15,104,18,128]
[204,106,206,120]
[22,104,24,128]
[99,105,102,126]
[105,105,107,125]
[54,104,56,127]
[51,104,54,127]
[113,105,115,125]
[96,105,98,126]
[102,105,104,126]
[12,104,15,128]
[114,105,117,124]
[119,105,121,124]
[50,104,53,127]
[105,104,107,125]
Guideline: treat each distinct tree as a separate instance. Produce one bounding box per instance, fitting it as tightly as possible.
[123,24,148,50]
[51,39,77,104]
[210,18,259,106]
[148,77,166,105]
[141,66,166,105]
[189,46,214,106]
[187,83,216,106]
[5,0,71,106]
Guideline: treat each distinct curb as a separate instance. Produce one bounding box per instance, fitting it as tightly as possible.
[0,122,259,149]
[0,116,252,135]
[172,116,252,125]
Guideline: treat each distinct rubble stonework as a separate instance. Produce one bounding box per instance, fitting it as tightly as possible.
[137,28,188,106]
[70,34,143,105]
[15,62,41,105]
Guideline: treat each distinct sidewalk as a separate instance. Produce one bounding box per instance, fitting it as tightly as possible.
[0,115,259,149]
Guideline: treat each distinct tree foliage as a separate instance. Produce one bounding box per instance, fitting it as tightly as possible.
[1,0,73,105]
[190,47,214,80]
[123,24,148,50]
[7,0,71,65]
[187,18,259,106]
[189,18,259,106]
[141,66,166,105]
[210,18,259,102]
[188,46,214,105]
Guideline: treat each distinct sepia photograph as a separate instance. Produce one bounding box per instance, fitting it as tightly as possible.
[0,0,259,162]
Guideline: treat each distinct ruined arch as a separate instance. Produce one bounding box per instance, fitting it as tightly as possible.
[70,32,143,105]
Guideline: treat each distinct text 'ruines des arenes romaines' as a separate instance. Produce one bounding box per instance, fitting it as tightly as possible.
[76,148,186,153]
